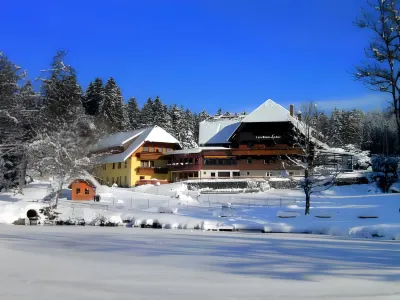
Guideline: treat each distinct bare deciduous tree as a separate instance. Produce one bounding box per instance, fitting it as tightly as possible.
[28,120,102,207]
[354,0,400,150]
[286,102,342,215]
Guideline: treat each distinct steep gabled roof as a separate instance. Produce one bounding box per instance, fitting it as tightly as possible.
[242,99,296,123]
[99,126,180,163]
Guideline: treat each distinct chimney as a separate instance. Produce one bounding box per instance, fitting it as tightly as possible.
[297,111,302,122]
[289,104,294,117]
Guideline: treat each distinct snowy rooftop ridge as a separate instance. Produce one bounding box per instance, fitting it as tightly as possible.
[242,99,297,123]
[99,126,181,163]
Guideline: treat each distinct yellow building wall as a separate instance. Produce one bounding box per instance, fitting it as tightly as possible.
[95,143,173,187]
[96,160,131,187]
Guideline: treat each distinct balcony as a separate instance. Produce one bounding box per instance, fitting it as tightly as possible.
[137,167,169,175]
[137,151,164,160]
[231,148,303,156]
[167,162,202,171]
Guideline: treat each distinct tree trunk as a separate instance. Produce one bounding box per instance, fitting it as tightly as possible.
[305,192,311,215]
[18,155,27,194]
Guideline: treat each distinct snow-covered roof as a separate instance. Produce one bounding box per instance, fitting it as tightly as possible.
[242,99,296,123]
[198,119,241,146]
[205,122,241,145]
[95,129,145,150]
[99,126,180,163]
[165,147,230,155]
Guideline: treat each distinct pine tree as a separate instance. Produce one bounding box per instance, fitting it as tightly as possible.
[153,96,169,128]
[216,108,222,116]
[92,78,104,115]
[329,108,344,147]
[315,112,329,144]
[125,97,141,130]
[83,79,104,116]
[101,77,124,131]
[199,109,210,121]
[169,104,183,141]
[139,97,154,128]
[40,51,83,125]
[224,111,230,116]
[179,109,197,148]
[20,80,37,110]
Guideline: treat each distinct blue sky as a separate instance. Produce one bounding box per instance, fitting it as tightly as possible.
[1,0,387,113]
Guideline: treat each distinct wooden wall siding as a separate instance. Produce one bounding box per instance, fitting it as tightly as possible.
[71,181,95,201]
[136,152,164,160]
[137,167,155,176]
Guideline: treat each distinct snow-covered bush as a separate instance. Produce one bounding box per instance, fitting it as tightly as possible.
[343,144,371,170]
[371,155,398,193]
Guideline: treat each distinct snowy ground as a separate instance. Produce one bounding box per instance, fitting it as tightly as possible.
[0,180,400,239]
[0,225,399,300]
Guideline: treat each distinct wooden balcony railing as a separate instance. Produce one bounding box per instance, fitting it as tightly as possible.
[136,152,164,160]
[137,167,169,175]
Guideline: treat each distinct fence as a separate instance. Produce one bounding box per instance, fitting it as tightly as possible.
[197,194,298,208]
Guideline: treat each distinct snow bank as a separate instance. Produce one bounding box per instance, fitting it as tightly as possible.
[349,224,400,240]
[0,202,45,224]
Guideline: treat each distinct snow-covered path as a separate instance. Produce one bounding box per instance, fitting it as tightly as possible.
[1,226,399,300]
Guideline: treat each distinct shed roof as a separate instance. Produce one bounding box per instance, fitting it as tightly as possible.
[199,118,241,146]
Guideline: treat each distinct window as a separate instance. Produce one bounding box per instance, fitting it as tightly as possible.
[211,172,216,177]
[266,172,272,177]
[195,158,199,165]
[149,146,154,152]
[246,172,250,176]
[150,160,155,167]
[76,188,81,194]
[102,164,106,170]
[141,161,149,167]
[247,157,252,164]
[112,163,115,169]
[84,188,90,195]
[142,146,149,152]
[289,172,294,176]
[203,171,206,175]
[263,160,268,164]
[218,172,230,177]
[140,176,145,180]
[233,172,240,177]
[118,162,122,169]
[124,176,127,186]
[124,161,128,168]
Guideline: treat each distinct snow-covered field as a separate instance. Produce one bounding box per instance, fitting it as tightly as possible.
[0,180,400,299]
[1,226,399,300]
[1,180,400,239]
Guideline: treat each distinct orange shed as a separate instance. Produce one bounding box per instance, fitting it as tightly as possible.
[69,179,96,201]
